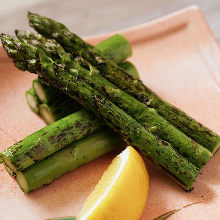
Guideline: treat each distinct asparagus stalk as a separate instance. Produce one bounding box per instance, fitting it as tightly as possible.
[0,107,103,172]
[18,29,138,108]
[1,34,200,190]
[95,34,132,64]
[32,60,139,105]
[15,30,133,66]
[32,60,139,125]
[28,12,220,153]
[118,61,139,79]
[20,32,211,168]
[3,163,15,177]
[32,78,64,104]
[39,95,81,124]
[25,88,40,114]
[0,31,137,170]
[18,30,138,124]
[16,128,122,193]
[35,61,139,125]
[38,56,201,191]
[71,58,212,168]
[32,61,139,123]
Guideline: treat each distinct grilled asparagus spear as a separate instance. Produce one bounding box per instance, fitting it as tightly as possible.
[0,108,103,172]
[32,59,139,124]
[1,34,200,190]
[20,29,139,122]
[16,128,122,193]
[19,31,212,168]
[1,31,137,171]
[39,95,81,124]
[31,59,139,125]
[27,12,220,153]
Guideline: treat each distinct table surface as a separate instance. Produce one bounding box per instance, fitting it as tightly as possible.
[0,0,220,42]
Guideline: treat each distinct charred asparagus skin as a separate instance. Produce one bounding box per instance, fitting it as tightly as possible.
[2,31,133,169]
[1,32,136,171]
[25,88,40,114]
[15,29,133,68]
[1,34,200,190]
[33,61,138,124]
[16,128,122,193]
[18,31,211,168]
[27,12,220,153]
[71,58,212,168]
[32,61,138,124]
[18,29,138,107]
[0,107,103,172]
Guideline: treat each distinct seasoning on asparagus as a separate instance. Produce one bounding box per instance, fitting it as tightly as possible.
[27,12,220,153]
[15,29,133,67]
[1,34,200,191]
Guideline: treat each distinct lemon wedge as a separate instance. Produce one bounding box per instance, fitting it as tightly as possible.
[77,146,149,220]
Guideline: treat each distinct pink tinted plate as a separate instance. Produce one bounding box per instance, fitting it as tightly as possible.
[0,5,220,220]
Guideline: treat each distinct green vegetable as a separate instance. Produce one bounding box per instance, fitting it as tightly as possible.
[39,94,81,124]
[72,57,212,168]
[118,61,139,79]
[3,163,15,177]
[95,34,132,64]
[32,78,63,104]
[1,31,138,171]
[21,33,211,168]
[16,129,122,193]
[1,34,200,190]
[15,29,133,66]
[28,12,220,153]
[25,88,40,114]
[0,108,103,172]
[17,29,135,106]
[31,62,138,125]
